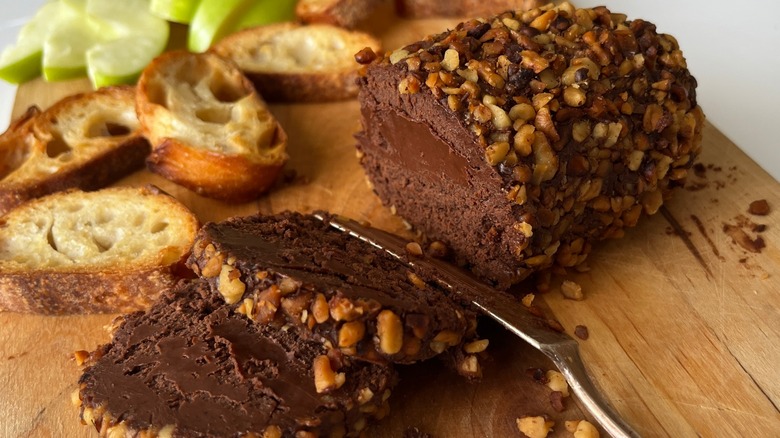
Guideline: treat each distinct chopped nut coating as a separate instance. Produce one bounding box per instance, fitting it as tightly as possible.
[376,310,403,354]
[218,264,245,304]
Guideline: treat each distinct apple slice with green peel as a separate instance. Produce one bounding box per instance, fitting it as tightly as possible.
[0,2,68,84]
[42,19,106,82]
[87,34,168,88]
[85,0,169,88]
[188,0,298,52]
[150,0,202,24]
[0,49,40,84]
[88,0,166,30]
[2,0,169,87]
[233,0,297,32]
[187,0,248,53]
[42,0,116,82]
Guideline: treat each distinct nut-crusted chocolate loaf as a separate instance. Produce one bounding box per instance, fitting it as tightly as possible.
[75,280,395,438]
[189,212,485,375]
[356,3,705,288]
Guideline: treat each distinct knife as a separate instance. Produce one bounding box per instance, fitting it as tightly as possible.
[314,213,640,438]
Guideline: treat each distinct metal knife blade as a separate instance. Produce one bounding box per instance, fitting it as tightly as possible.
[315,213,640,438]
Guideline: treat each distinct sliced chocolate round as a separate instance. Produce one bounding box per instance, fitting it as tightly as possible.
[76,280,395,437]
[189,212,480,367]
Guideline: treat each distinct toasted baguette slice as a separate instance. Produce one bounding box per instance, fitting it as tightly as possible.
[211,23,381,102]
[0,186,199,314]
[0,86,150,217]
[136,51,288,202]
[296,0,382,29]
[395,0,551,18]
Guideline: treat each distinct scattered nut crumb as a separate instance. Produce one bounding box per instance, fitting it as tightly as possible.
[574,325,589,340]
[516,416,554,438]
[565,420,600,438]
[73,350,90,366]
[521,293,535,307]
[73,349,104,366]
[545,370,570,397]
[354,47,377,64]
[463,339,489,353]
[405,241,423,256]
[426,240,448,258]
[70,388,82,407]
[748,199,770,216]
[561,280,584,300]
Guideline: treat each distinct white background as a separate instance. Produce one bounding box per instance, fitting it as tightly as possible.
[2,0,779,180]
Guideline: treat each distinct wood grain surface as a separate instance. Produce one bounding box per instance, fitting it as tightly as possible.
[2,12,780,438]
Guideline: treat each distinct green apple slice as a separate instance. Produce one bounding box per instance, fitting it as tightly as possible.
[87,32,169,88]
[187,0,250,52]
[61,0,89,12]
[150,0,202,24]
[85,0,169,88]
[88,0,163,30]
[42,20,100,81]
[0,2,67,84]
[2,0,171,86]
[188,0,298,52]
[233,0,297,31]
[41,0,116,82]
[0,48,41,84]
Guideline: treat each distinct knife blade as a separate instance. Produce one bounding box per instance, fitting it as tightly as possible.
[314,213,640,438]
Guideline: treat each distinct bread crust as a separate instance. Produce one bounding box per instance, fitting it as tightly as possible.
[0,186,200,314]
[296,0,383,29]
[145,128,287,202]
[212,23,381,102]
[136,51,288,202]
[0,269,177,314]
[239,70,361,102]
[0,86,150,216]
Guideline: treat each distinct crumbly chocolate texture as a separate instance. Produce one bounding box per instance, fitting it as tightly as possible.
[357,3,705,288]
[76,280,395,438]
[188,212,483,374]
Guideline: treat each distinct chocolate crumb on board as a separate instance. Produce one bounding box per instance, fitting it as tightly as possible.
[574,325,589,340]
[692,162,707,178]
[685,162,709,191]
[723,223,765,254]
[685,181,709,192]
[723,214,768,254]
[748,199,770,216]
[549,391,566,412]
[526,367,549,384]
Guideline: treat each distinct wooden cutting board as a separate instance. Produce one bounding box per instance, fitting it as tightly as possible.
[2,13,779,438]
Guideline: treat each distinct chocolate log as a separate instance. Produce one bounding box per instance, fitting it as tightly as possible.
[357,3,704,288]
